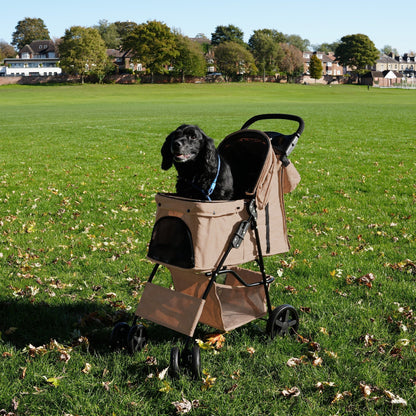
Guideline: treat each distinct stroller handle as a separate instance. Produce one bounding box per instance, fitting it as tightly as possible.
[241,113,305,138]
[241,114,304,162]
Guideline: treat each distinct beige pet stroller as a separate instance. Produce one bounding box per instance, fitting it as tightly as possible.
[111,114,304,378]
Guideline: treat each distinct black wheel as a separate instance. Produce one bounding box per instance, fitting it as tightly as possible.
[110,322,130,350]
[127,324,147,354]
[267,304,299,339]
[169,347,180,378]
[190,344,202,379]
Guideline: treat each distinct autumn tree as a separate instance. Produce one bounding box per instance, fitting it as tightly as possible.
[58,26,111,83]
[211,25,245,46]
[335,34,379,81]
[122,20,178,83]
[309,53,323,82]
[0,42,16,61]
[278,43,304,82]
[248,29,284,81]
[171,34,207,82]
[12,18,50,50]
[214,41,256,81]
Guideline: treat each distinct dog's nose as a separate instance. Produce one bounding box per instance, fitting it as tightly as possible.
[172,139,183,151]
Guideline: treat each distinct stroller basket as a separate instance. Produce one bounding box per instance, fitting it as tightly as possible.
[135,267,270,336]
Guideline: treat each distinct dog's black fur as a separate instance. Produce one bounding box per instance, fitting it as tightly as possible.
[161,124,234,200]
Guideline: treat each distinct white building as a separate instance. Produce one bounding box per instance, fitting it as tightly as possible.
[1,40,61,77]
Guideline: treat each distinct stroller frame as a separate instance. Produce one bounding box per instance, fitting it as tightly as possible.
[110,114,304,378]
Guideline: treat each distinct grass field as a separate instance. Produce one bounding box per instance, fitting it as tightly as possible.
[0,83,415,415]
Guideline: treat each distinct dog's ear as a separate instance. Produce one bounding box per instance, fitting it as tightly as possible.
[198,127,217,168]
[161,132,174,170]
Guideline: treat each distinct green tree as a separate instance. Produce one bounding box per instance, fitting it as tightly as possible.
[248,29,284,81]
[286,34,310,51]
[214,41,256,81]
[0,41,16,61]
[278,43,304,82]
[12,18,50,50]
[309,53,323,82]
[114,21,139,44]
[58,26,111,83]
[334,34,379,81]
[122,20,178,83]
[211,25,245,46]
[313,41,340,54]
[95,20,120,49]
[171,34,207,82]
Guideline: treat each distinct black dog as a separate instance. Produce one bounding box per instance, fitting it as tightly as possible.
[161,124,234,200]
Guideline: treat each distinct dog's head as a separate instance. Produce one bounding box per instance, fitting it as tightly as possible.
[161,124,211,170]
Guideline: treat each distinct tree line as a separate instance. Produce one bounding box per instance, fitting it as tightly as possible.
[1,17,381,83]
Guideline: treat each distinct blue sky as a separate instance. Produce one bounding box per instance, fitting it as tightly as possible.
[1,0,414,54]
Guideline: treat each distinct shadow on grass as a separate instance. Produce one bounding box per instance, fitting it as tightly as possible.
[0,297,269,357]
[0,298,130,352]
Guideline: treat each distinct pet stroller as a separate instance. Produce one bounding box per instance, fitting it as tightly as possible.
[111,114,304,378]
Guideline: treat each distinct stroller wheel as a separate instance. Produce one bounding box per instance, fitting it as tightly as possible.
[127,324,147,354]
[169,347,181,378]
[267,304,299,339]
[110,322,130,350]
[190,344,202,379]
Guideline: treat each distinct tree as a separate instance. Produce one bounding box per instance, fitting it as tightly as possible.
[171,34,206,82]
[114,21,139,44]
[95,20,120,49]
[12,18,50,50]
[58,26,111,83]
[309,53,323,82]
[278,43,304,82]
[381,45,399,56]
[312,41,340,54]
[334,34,379,81]
[0,41,16,61]
[211,25,245,46]
[214,41,256,81]
[286,34,310,51]
[122,20,178,83]
[248,29,284,81]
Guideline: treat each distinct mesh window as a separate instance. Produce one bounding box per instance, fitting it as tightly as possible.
[148,217,195,268]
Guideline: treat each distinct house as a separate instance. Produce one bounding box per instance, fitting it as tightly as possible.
[1,40,61,76]
[106,49,143,72]
[302,51,344,83]
[391,53,416,77]
[362,70,403,87]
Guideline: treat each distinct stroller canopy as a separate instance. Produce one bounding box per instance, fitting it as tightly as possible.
[218,129,277,209]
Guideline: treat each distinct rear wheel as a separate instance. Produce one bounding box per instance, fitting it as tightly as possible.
[169,347,180,378]
[127,324,147,354]
[110,322,130,350]
[267,304,299,339]
[190,344,202,379]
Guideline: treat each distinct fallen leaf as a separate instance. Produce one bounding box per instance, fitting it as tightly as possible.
[159,380,173,393]
[81,363,92,374]
[157,367,169,380]
[246,347,255,356]
[281,386,300,397]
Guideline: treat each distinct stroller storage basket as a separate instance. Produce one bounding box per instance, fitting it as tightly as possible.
[171,266,269,332]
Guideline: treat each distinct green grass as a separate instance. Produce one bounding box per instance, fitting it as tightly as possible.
[0,83,415,415]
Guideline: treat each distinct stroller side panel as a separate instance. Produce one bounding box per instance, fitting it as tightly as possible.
[135,282,205,337]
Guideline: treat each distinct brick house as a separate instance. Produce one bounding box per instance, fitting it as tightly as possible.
[302,51,344,84]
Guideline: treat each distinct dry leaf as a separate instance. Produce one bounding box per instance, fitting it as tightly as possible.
[81,363,92,374]
[282,386,300,397]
